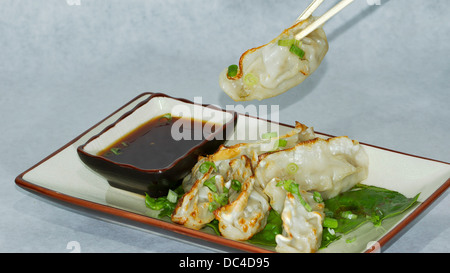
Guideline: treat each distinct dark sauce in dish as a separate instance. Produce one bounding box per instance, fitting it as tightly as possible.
[99,114,218,170]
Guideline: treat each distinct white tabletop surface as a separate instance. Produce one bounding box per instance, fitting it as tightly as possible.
[1,0,449,253]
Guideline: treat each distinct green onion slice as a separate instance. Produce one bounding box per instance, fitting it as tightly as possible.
[161,113,172,121]
[214,192,229,206]
[166,189,178,203]
[110,147,121,155]
[199,161,217,174]
[262,132,277,139]
[323,217,339,229]
[231,179,242,191]
[278,39,296,47]
[273,139,287,150]
[289,44,305,59]
[286,163,299,175]
[276,179,312,212]
[227,64,238,77]
[208,201,220,212]
[313,191,324,203]
[341,211,358,220]
[243,73,259,86]
[203,176,217,193]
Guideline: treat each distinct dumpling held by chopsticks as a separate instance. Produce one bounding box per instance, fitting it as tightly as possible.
[219,16,328,101]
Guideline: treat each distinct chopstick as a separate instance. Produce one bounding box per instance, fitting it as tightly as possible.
[295,0,355,41]
[296,0,325,22]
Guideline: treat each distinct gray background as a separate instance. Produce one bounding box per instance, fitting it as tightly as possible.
[1,0,449,252]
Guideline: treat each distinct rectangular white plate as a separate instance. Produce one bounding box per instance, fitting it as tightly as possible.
[15,93,450,253]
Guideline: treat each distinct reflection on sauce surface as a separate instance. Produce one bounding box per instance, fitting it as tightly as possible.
[98,114,218,170]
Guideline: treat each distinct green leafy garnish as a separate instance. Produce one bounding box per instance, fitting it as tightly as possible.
[144,186,184,218]
[248,209,283,246]
[320,228,341,249]
[206,219,220,235]
[227,64,238,77]
[323,184,420,235]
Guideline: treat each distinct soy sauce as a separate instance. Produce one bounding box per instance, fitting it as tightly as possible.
[99,114,217,170]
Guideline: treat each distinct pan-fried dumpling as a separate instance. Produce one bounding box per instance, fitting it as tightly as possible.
[214,176,270,241]
[214,172,270,241]
[255,136,369,199]
[219,16,328,101]
[209,121,316,167]
[263,178,324,252]
[264,178,325,214]
[275,191,324,253]
[172,169,227,230]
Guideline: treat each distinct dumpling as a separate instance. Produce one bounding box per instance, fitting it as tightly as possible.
[209,121,316,167]
[215,176,270,241]
[172,168,227,230]
[219,16,328,101]
[263,178,324,253]
[255,136,369,199]
[275,190,324,253]
[214,157,270,241]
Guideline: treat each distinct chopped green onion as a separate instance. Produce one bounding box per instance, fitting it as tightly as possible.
[277,139,287,147]
[323,217,338,229]
[346,237,356,244]
[286,163,299,175]
[278,39,296,47]
[213,192,229,206]
[313,191,324,203]
[160,113,172,122]
[327,227,336,235]
[166,189,178,203]
[199,161,217,174]
[208,201,220,212]
[110,147,121,155]
[227,64,239,77]
[276,179,312,212]
[273,139,287,150]
[231,179,242,191]
[289,44,305,59]
[203,176,217,193]
[121,142,128,147]
[243,73,258,86]
[341,211,358,220]
[262,131,277,139]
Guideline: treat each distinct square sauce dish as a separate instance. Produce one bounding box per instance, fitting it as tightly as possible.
[77,93,237,197]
